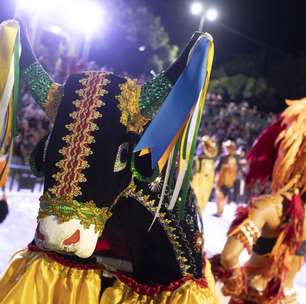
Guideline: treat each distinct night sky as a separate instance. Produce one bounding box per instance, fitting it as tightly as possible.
[1,0,306,65]
[144,0,306,64]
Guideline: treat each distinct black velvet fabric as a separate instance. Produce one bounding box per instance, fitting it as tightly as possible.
[43,73,132,207]
[29,133,49,177]
[253,236,277,255]
[0,199,8,223]
[109,197,182,285]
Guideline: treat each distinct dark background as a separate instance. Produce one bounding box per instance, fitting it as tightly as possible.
[2,0,306,63]
[145,0,306,64]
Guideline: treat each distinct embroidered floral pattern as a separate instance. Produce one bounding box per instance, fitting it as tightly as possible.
[116,78,149,134]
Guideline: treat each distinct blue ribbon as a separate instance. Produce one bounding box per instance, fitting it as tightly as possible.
[134,36,211,169]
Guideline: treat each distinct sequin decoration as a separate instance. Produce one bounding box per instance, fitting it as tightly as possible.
[116,78,149,134]
[23,62,54,106]
[114,142,129,172]
[44,83,64,123]
[121,180,191,275]
[194,231,204,253]
[49,72,109,198]
[149,176,163,192]
[38,192,111,234]
[139,72,172,119]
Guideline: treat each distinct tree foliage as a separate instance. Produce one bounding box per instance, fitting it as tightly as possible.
[91,0,178,76]
[209,51,306,113]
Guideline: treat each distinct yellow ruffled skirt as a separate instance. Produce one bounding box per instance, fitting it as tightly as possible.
[0,250,218,304]
[0,250,102,304]
[101,279,218,304]
[100,258,218,304]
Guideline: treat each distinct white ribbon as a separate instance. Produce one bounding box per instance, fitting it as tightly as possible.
[148,148,174,231]
[167,95,201,211]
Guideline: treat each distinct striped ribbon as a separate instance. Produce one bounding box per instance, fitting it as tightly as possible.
[0,20,20,183]
[138,33,214,222]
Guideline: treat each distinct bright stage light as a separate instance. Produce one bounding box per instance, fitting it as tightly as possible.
[206,8,218,21]
[17,0,59,14]
[65,1,104,34]
[190,2,203,16]
[17,0,104,35]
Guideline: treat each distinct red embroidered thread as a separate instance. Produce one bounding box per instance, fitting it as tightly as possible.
[115,272,208,296]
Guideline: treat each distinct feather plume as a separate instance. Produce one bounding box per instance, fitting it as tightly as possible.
[246,119,284,187]
[272,98,306,193]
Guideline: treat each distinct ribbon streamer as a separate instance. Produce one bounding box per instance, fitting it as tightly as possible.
[134,33,214,171]
[0,20,20,183]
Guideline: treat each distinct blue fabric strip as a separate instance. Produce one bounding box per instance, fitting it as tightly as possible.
[134,36,210,168]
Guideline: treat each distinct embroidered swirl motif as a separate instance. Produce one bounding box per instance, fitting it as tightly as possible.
[49,72,110,198]
[122,180,191,275]
[116,78,149,134]
[38,192,112,234]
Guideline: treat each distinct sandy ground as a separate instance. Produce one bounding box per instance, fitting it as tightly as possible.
[0,189,305,303]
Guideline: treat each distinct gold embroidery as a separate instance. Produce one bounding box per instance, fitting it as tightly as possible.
[38,192,111,234]
[49,72,110,198]
[116,78,149,134]
[121,180,191,275]
[44,83,64,124]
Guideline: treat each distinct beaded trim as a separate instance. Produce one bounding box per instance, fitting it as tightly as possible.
[230,219,261,253]
[121,180,191,275]
[23,62,54,105]
[38,192,111,234]
[49,72,109,198]
[139,72,172,119]
[116,78,149,134]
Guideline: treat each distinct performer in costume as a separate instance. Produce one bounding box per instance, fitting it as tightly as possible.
[214,140,238,217]
[210,98,306,304]
[191,135,218,211]
[0,20,218,304]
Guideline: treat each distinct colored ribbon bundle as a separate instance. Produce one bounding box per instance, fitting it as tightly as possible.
[134,33,214,222]
[0,20,20,183]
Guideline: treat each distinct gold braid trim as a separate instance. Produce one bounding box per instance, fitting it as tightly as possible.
[38,192,112,234]
[121,180,191,275]
[44,83,64,124]
[49,72,109,198]
[116,78,149,134]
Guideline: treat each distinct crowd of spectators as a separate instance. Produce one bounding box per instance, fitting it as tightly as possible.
[200,93,276,151]
[13,39,100,165]
[13,36,276,166]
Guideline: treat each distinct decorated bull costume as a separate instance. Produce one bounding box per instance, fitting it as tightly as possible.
[0,21,217,303]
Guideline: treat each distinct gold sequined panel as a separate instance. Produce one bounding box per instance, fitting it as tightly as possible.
[116,78,149,134]
[44,83,64,124]
[121,181,191,276]
[49,72,110,198]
